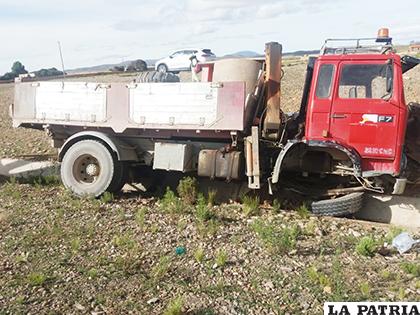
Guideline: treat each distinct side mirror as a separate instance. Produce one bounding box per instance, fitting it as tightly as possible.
[169,55,173,59]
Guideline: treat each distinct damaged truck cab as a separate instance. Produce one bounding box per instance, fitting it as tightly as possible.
[307,53,407,178]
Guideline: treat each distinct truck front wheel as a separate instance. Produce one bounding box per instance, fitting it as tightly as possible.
[61,140,118,197]
[311,192,365,217]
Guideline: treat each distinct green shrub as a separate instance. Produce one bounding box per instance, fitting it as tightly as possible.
[27,272,47,286]
[215,249,228,267]
[360,281,371,298]
[252,219,300,254]
[401,262,420,277]
[385,226,405,243]
[355,236,376,257]
[70,238,81,253]
[242,195,260,217]
[278,225,300,254]
[151,255,171,282]
[272,199,281,213]
[160,187,184,214]
[87,268,99,279]
[177,177,197,205]
[207,189,217,206]
[135,207,147,229]
[194,247,205,263]
[306,266,320,283]
[304,220,317,236]
[163,296,184,315]
[196,219,219,238]
[112,233,136,250]
[195,194,213,222]
[296,203,310,219]
[100,191,114,203]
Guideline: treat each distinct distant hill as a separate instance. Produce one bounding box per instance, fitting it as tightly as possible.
[225,49,319,58]
[66,48,319,74]
[284,49,319,57]
[223,50,263,58]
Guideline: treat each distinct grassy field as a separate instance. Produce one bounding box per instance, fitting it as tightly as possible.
[0,60,420,314]
[0,180,419,314]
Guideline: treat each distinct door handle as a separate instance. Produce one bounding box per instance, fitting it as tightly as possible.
[332,114,347,119]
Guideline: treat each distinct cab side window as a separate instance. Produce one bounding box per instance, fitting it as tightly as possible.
[338,64,393,99]
[315,64,335,98]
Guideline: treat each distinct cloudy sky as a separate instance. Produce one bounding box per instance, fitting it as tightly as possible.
[0,0,419,73]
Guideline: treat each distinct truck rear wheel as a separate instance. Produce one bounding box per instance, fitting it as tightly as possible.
[61,140,117,197]
[108,161,128,193]
[311,192,364,217]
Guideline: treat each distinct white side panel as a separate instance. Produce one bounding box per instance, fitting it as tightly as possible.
[35,82,107,122]
[129,83,218,126]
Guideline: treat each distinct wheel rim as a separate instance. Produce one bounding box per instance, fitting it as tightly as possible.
[72,154,101,184]
[158,65,166,73]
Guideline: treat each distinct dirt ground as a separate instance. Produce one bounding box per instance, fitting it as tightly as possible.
[0,59,419,314]
[0,182,419,314]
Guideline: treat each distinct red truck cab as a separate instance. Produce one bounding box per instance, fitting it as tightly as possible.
[305,53,408,177]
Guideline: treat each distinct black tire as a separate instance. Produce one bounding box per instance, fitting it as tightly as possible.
[108,161,128,193]
[134,59,147,72]
[157,64,168,73]
[61,140,116,197]
[136,71,179,83]
[311,192,364,217]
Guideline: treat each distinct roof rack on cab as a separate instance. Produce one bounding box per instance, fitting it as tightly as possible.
[320,28,395,55]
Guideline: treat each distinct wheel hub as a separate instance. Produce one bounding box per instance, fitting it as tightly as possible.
[72,154,100,184]
[85,163,99,176]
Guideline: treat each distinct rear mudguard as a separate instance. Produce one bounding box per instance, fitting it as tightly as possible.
[58,131,138,162]
[270,140,362,184]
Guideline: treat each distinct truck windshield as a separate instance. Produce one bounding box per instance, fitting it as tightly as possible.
[338,63,393,99]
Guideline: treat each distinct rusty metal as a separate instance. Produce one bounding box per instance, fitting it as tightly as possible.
[262,42,283,140]
[323,186,365,196]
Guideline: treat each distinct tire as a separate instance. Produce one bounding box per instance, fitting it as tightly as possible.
[157,64,168,73]
[134,59,147,72]
[311,192,364,217]
[108,162,128,193]
[61,140,116,197]
[136,71,180,83]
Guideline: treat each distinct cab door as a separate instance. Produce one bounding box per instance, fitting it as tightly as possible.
[329,60,399,162]
[306,61,338,140]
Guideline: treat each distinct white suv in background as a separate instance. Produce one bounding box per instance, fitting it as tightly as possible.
[155,49,216,73]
